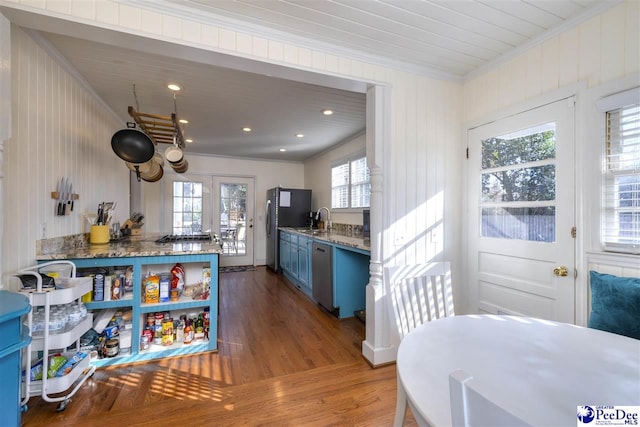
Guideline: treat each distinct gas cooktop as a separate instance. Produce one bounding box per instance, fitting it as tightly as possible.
[155,233,216,244]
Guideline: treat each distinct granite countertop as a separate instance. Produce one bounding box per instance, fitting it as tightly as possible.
[36,233,223,260]
[280,227,371,252]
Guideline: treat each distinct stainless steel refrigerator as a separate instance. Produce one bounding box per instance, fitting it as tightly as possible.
[265,187,312,272]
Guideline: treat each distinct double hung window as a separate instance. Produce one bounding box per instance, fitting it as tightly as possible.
[331,155,370,209]
[598,88,640,253]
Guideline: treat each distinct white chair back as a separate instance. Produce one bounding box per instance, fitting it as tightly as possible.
[384,262,454,339]
[449,369,531,427]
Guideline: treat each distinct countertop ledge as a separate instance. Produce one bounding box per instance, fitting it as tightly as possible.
[280,227,370,252]
[36,234,223,260]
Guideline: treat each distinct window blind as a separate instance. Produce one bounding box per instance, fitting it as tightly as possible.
[603,103,640,253]
[331,156,370,209]
[332,162,349,208]
[350,157,370,208]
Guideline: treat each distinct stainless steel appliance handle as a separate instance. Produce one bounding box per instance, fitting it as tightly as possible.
[265,199,271,236]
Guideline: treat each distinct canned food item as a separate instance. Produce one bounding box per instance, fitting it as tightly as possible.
[141,327,154,350]
[161,332,174,346]
[155,312,164,325]
[140,334,150,350]
[105,338,119,357]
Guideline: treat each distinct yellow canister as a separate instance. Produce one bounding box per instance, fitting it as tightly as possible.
[90,225,110,244]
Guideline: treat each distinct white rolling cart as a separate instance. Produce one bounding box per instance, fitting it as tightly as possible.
[18,260,96,412]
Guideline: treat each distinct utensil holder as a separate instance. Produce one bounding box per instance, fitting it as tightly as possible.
[90,225,110,244]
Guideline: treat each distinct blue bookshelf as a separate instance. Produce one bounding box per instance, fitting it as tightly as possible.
[62,253,219,367]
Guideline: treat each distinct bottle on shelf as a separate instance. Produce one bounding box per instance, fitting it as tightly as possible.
[176,320,185,343]
[194,314,205,342]
[183,319,194,345]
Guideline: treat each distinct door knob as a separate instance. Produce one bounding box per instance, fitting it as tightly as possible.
[553,266,568,277]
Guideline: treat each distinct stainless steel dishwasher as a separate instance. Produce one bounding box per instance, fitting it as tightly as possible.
[312,242,334,314]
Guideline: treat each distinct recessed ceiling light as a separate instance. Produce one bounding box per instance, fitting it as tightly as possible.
[296,133,304,138]
[186,139,193,143]
[168,84,181,91]
[179,119,189,124]
[280,148,286,152]
[243,127,252,132]
[322,109,333,115]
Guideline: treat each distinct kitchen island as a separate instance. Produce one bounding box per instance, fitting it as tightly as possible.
[35,234,222,367]
[279,228,370,319]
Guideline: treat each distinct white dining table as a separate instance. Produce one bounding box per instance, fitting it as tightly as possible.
[397,315,640,426]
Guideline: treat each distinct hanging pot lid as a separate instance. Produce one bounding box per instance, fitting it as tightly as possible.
[111,124,155,164]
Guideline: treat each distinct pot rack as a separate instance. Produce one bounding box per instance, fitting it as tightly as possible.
[127,106,186,150]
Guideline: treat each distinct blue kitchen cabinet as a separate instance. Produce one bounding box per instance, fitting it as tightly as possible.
[332,246,370,318]
[288,233,299,278]
[0,290,31,426]
[279,233,291,273]
[280,231,312,297]
[297,236,311,291]
[279,229,370,317]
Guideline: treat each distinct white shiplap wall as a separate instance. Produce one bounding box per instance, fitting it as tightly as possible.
[2,25,128,288]
[389,74,462,269]
[0,0,463,366]
[463,0,639,123]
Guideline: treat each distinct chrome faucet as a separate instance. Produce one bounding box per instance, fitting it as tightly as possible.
[316,206,331,230]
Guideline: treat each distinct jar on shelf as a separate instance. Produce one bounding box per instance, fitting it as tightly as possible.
[105,338,119,357]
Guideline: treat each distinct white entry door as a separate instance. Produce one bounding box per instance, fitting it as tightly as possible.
[466,98,576,323]
[213,176,255,268]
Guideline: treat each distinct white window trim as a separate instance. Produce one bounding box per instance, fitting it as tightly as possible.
[331,150,370,209]
[596,87,640,254]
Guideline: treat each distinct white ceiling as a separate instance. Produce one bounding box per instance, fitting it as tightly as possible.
[160,0,607,77]
[10,0,613,161]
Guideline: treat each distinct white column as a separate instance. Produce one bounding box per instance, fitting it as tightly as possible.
[362,85,396,365]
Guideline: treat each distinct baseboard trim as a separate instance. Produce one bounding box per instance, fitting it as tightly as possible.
[362,340,396,367]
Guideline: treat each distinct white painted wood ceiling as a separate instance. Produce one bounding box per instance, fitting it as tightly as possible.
[165,0,607,77]
[29,0,611,161]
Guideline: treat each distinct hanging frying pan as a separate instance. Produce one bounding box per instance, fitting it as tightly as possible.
[111,123,155,164]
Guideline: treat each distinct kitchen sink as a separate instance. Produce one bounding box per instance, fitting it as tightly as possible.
[298,229,328,236]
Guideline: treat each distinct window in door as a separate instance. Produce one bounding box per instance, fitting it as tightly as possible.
[220,183,247,255]
[601,99,640,253]
[172,181,203,235]
[480,123,557,242]
[332,155,370,208]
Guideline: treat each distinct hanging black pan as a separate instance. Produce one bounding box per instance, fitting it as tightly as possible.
[111,123,155,164]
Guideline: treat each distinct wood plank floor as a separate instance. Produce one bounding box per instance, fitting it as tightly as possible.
[21,267,416,426]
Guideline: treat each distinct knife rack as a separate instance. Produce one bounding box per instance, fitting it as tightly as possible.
[128,106,186,149]
[51,192,79,201]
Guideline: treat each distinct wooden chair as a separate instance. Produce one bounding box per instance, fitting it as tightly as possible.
[449,369,531,427]
[384,261,454,426]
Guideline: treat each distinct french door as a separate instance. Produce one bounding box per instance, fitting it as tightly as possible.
[466,98,576,323]
[212,176,254,268]
[164,174,255,268]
